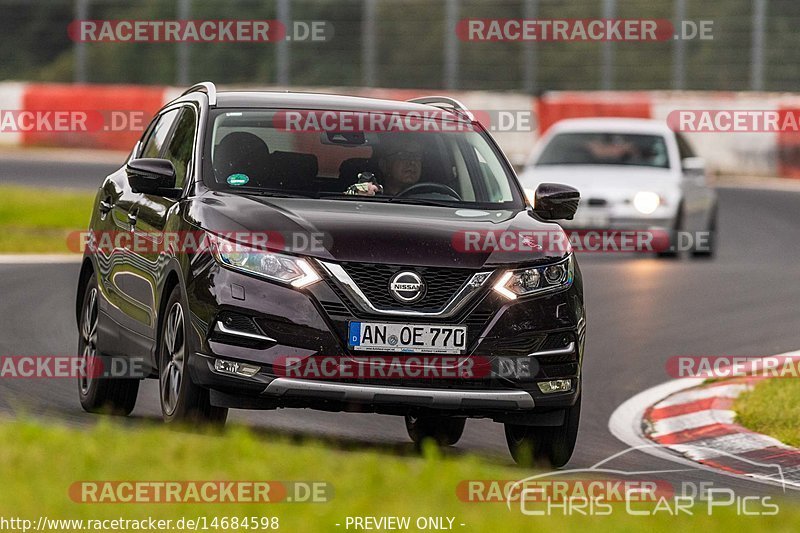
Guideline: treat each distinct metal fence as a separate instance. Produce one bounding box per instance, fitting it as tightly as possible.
[1,0,795,92]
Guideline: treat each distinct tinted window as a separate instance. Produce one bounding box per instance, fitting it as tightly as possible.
[675,132,696,159]
[536,132,670,169]
[163,107,197,188]
[203,109,523,208]
[140,109,180,159]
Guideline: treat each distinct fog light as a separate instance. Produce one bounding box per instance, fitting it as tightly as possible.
[537,379,572,394]
[214,359,260,377]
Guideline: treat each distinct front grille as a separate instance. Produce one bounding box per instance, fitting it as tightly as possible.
[338,262,474,312]
[319,300,351,317]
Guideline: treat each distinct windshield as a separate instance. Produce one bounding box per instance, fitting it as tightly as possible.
[203,109,523,208]
[535,132,670,169]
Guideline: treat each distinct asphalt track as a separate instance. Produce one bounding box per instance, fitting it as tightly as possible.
[2,159,800,498]
[0,153,121,189]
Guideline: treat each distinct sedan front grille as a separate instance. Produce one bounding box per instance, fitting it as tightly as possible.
[338,262,475,312]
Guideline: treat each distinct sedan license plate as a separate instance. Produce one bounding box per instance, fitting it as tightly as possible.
[348,322,467,354]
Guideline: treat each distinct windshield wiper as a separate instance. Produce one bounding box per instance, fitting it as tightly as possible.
[317,193,393,202]
[318,192,459,208]
[387,197,459,208]
[237,189,317,199]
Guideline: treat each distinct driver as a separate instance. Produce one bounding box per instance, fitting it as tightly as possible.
[345,136,423,196]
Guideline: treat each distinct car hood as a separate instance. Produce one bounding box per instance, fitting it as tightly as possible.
[518,165,678,200]
[186,192,567,268]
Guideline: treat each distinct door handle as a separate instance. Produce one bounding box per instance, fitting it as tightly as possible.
[127,210,138,229]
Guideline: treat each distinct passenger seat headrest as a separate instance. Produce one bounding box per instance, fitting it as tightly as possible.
[266,151,319,191]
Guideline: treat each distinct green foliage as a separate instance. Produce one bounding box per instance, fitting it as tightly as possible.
[735,379,800,447]
[0,416,799,531]
[0,184,94,252]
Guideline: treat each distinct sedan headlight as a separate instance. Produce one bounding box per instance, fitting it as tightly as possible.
[493,255,574,300]
[633,191,662,214]
[209,234,321,288]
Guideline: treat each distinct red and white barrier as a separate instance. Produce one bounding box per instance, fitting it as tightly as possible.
[1,82,799,177]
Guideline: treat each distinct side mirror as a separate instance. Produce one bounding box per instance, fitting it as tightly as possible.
[531,183,580,221]
[126,158,180,197]
[681,156,705,176]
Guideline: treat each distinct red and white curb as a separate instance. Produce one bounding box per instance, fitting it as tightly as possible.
[609,351,800,491]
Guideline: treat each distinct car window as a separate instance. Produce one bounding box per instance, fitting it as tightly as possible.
[163,107,197,188]
[203,109,524,209]
[140,109,180,159]
[469,136,512,202]
[675,132,696,160]
[536,132,670,169]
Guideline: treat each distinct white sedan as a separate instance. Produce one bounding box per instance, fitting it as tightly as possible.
[519,118,717,258]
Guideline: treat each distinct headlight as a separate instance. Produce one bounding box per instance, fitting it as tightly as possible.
[493,255,574,300]
[633,191,661,214]
[209,234,321,288]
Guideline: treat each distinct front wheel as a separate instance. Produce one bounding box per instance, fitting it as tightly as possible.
[405,415,466,447]
[505,395,581,468]
[158,285,228,426]
[77,276,139,415]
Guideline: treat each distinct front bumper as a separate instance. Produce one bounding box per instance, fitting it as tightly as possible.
[184,255,585,420]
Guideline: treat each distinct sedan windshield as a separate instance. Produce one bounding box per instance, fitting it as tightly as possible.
[536,132,670,169]
[203,109,523,208]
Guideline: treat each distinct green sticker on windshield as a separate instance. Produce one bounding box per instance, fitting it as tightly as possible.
[227,173,249,186]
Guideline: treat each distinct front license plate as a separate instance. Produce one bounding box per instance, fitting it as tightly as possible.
[348,322,467,354]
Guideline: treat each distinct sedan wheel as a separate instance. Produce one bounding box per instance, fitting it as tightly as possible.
[77,276,139,415]
[160,302,185,416]
[158,285,228,425]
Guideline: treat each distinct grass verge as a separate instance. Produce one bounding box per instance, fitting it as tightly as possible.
[0,417,797,532]
[0,185,94,253]
[735,379,800,448]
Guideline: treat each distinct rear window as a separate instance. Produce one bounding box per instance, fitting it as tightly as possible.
[536,132,670,169]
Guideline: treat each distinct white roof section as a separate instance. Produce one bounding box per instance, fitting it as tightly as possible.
[546,117,672,136]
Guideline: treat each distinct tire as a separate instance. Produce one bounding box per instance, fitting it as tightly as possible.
[504,395,581,468]
[77,276,139,415]
[656,208,682,259]
[405,415,466,447]
[158,284,228,426]
[691,206,717,259]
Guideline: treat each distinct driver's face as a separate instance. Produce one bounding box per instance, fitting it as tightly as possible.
[383,141,423,190]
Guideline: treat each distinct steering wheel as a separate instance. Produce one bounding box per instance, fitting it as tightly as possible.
[395,182,462,200]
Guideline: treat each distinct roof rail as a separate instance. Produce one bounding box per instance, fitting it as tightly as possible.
[181,81,217,105]
[406,95,474,121]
